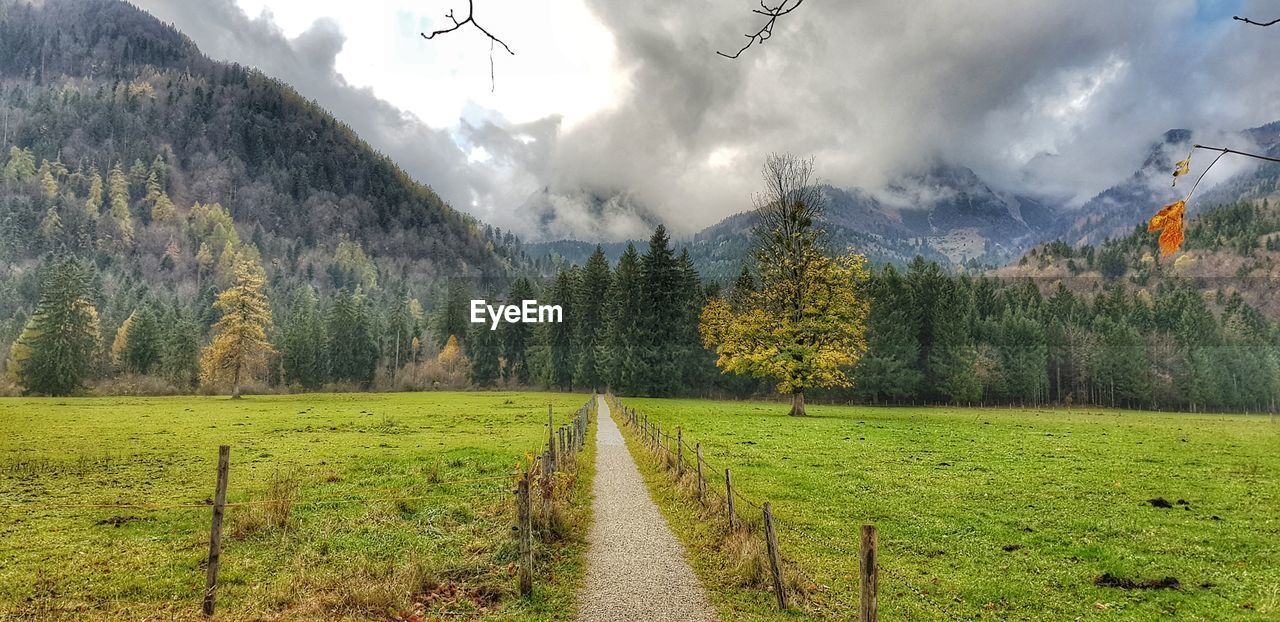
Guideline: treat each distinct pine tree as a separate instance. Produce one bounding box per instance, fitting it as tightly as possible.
[282,286,326,389]
[928,277,981,404]
[106,161,134,245]
[468,321,501,387]
[327,289,378,386]
[572,245,612,391]
[161,305,200,388]
[500,277,535,384]
[39,207,63,243]
[434,279,471,347]
[637,225,682,396]
[857,265,924,404]
[121,303,162,375]
[84,170,104,221]
[3,146,36,181]
[199,260,274,398]
[994,307,1048,405]
[602,243,644,393]
[545,267,579,390]
[6,259,102,395]
[38,160,58,198]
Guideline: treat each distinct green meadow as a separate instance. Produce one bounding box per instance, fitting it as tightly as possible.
[620,398,1280,621]
[0,391,591,621]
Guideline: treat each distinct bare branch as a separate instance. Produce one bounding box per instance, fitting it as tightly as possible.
[421,0,514,92]
[421,0,514,55]
[1233,15,1280,27]
[1192,144,1280,165]
[718,0,806,59]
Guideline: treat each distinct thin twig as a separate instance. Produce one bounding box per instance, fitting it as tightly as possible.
[1233,15,1280,27]
[421,0,514,91]
[718,0,806,59]
[1191,144,1280,164]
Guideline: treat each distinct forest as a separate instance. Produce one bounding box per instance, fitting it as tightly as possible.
[1,0,1278,412]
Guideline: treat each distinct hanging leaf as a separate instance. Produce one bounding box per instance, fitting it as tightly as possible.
[1171,158,1190,184]
[1148,200,1186,256]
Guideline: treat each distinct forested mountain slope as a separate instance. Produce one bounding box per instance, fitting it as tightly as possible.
[0,0,539,392]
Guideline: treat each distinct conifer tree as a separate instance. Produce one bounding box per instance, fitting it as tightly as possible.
[84,171,103,221]
[282,286,326,389]
[121,303,162,375]
[161,305,200,388]
[500,277,535,384]
[856,265,923,403]
[637,225,682,396]
[327,289,378,386]
[199,260,274,398]
[468,321,501,387]
[434,279,471,347]
[545,267,579,390]
[602,243,644,393]
[6,258,101,395]
[572,245,611,391]
[38,160,58,198]
[106,161,134,245]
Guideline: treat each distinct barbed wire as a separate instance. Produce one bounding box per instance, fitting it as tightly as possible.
[0,473,520,513]
[613,396,982,621]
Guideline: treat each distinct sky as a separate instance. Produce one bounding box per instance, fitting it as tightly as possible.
[132,0,1280,242]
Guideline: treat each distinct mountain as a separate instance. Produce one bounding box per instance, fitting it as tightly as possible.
[0,0,524,281]
[0,0,547,393]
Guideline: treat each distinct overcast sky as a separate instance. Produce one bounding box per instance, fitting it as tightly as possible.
[132,0,1280,241]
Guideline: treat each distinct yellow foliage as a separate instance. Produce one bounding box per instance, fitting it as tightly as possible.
[111,312,136,366]
[437,335,463,368]
[200,260,275,396]
[700,250,870,395]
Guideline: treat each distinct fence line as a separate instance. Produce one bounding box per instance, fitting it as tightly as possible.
[607,393,883,620]
[3,395,598,618]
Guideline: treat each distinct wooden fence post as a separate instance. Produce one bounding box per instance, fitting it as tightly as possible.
[725,468,735,530]
[202,445,230,617]
[763,502,787,610]
[677,428,684,476]
[548,406,556,470]
[558,428,566,462]
[517,473,533,596]
[860,524,878,622]
[696,443,705,501]
[541,449,553,509]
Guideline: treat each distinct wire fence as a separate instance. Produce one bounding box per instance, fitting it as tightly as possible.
[0,395,599,619]
[607,393,973,622]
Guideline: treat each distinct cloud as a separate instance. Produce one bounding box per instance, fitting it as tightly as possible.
[135,0,1280,242]
[535,0,1280,234]
[133,0,536,232]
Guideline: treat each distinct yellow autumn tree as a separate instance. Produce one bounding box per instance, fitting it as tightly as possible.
[200,260,275,398]
[699,154,870,416]
[437,334,464,369]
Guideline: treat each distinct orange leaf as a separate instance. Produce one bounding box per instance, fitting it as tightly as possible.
[1148,200,1185,256]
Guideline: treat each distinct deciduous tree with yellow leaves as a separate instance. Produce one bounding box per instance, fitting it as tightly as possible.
[200,260,274,398]
[700,154,870,416]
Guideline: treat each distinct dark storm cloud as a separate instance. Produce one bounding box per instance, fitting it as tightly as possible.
[537,0,1280,234]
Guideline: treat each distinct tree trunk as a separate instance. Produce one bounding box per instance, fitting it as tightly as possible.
[788,391,807,417]
[231,361,242,400]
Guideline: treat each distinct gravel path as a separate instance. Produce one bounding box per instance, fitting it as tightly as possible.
[575,398,718,621]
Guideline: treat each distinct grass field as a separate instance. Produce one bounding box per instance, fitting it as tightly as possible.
[0,391,592,621]
[619,398,1280,621]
